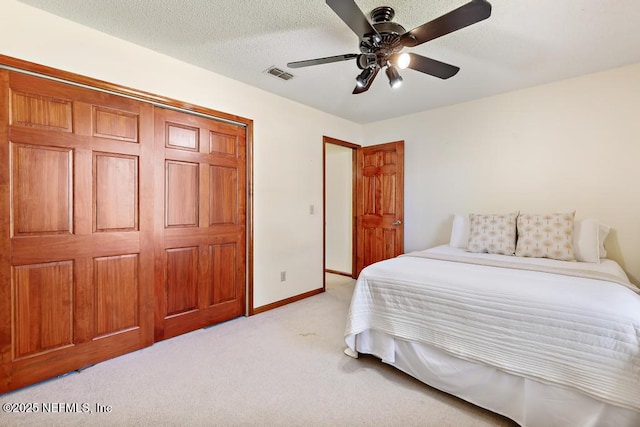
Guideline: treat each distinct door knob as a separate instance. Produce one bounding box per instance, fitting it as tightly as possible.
[393,220,402,226]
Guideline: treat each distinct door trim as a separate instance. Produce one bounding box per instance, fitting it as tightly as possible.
[323,136,360,287]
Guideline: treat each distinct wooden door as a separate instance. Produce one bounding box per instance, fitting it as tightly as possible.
[153,107,246,341]
[355,141,404,276]
[0,71,154,392]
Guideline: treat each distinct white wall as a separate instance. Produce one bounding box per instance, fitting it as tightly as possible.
[0,0,362,309]
[363,62,640,284]
[325,143,352,274]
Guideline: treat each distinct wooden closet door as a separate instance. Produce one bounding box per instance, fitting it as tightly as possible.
[154,107,245,341]
[0,71,154,392]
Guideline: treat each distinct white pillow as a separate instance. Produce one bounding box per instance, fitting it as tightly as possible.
[449,214,470,248]
[572,219,611,263]
[599,223,610,258]
[573,219,600,263]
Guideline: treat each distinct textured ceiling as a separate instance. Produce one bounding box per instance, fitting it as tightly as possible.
[18,0,640,123]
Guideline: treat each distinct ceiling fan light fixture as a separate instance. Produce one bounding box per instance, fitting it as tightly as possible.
[386,65,403,89]
[396,52,411,69]
[355,67,375,88]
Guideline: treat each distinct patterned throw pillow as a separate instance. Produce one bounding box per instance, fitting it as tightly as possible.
[515,212,576,261]
[467,212,518,255]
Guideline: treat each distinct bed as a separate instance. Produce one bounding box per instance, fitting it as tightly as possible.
[344,214,640,427]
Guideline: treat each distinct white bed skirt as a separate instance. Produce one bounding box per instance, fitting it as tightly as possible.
[351,329,640,427]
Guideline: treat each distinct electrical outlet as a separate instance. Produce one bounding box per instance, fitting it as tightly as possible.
[309,204,315,215]
[280,271,286,282]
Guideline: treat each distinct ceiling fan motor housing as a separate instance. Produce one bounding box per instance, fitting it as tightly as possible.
[359,7,406,67]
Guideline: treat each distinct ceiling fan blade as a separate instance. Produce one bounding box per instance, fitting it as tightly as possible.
[352,67,380,94]
[404,53,460,79]
[400,0,492,47]
[287,53,358,68]
[326,0,380,40]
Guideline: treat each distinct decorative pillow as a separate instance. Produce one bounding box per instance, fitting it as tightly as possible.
[449,214,470,248]
[516,212,575,261]
[467,212,518,255]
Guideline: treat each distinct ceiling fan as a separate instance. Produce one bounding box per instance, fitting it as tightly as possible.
[287,0,492,94]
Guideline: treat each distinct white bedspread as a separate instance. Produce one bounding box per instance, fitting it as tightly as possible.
[345,245,640,411]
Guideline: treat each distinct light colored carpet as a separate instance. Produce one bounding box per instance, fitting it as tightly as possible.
[0,273,517,426]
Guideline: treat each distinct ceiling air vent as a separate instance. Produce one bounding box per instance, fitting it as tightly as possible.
[265,66,294,81]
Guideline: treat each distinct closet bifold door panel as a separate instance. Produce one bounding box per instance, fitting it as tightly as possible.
[0,71,154,392]
[153,107,246,341]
